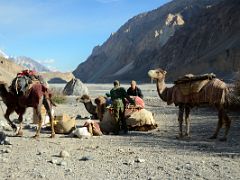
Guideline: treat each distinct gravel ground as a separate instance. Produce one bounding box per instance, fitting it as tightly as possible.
[0,83,239,180]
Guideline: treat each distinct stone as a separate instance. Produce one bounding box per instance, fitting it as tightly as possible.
[80,156,93,161]
[135,158,145,163]
[59,150,70,158]
[63,78,88,96]
[50,158,58,164]
[175,167,181,171]
[59,161,67,166]
[5,149,11,153]
[66,168,73,173]
[0,132,11,145]
[185,163,192,171]
[123,160,134,165]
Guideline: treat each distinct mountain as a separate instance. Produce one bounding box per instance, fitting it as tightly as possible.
[0,56,24,84]
[10,56,51,72]
[0,50,9,59]
[73,0,239,83]
[40,72,75,84]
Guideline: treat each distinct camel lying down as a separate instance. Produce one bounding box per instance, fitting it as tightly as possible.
[99,109,158,134]
[148,68,231,141]
[77,95,157,133]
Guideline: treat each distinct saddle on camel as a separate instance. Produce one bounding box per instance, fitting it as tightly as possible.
[0,69,56,138]
[148,68,231,141]
[94,95,157,134]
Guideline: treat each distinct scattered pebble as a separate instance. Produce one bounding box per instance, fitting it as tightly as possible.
[175,167,181,171]
[123,160,134,165]
[75,115,82,119]
[50,158,58,164]
[59,161,67,166]
[1,149,11,153]
[196,173,201,177]
[66,168,73,173]
[185,163,192,171]
[80,156,93,161]
[135,158,145,163]
[60,150,70,158]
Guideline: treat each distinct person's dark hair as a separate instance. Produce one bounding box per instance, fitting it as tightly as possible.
[114,80,120,86]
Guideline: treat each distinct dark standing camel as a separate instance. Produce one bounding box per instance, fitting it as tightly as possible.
[148,68,231,141]
[0,81,55,138]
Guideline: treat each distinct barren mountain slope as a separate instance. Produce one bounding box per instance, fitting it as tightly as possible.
[0,57,23,84]
[73,0,239,83]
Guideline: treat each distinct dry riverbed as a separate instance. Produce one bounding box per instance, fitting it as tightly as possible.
[0,84,239,180]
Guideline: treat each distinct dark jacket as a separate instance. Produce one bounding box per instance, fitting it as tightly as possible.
[127,86,143,99]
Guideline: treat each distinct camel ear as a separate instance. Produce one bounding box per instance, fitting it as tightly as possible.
[163,71,167,75]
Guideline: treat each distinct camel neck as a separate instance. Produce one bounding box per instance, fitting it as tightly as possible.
[156,79,168,102]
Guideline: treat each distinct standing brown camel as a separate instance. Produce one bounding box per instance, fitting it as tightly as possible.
[76,95,98,119]
[148,68,231,141]
[0,81,55,138]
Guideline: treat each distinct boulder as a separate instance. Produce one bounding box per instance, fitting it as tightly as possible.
[63,78,88,96]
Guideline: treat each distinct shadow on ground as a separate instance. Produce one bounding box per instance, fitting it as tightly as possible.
[113,107,240,155]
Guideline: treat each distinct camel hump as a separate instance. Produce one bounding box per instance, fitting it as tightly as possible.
[174,73,216,84]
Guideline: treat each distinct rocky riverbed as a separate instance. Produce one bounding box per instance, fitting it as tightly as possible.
[0,84,239,180]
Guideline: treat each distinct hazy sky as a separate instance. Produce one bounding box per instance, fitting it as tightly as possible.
[0,0,170,72]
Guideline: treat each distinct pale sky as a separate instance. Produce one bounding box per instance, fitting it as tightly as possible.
[0,0,171,72]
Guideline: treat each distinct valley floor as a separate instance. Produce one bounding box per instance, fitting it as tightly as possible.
[0,84,239,180]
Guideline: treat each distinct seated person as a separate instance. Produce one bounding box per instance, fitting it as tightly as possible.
[127,80,143,99]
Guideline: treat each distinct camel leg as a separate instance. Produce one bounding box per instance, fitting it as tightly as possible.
[16,113,24,136]
[177,104,184,139]
[4,108,17,131]
[209,109,223,139]
[219,110,231,142]
[33,98,44,138]
[44,97,55,138]
[184,106,191,137]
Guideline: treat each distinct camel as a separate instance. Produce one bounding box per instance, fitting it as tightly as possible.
[94,96,108,121]
[99,108,157,134]
[93,96,157,133]
[148,68,231,141]
[76,95,98,119]
[0,81,55,138]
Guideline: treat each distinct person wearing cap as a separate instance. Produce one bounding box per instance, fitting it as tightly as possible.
[127,80,143,99]
[108,80,133,134]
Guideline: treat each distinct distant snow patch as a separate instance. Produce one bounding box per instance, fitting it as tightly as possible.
[0,49,9,59]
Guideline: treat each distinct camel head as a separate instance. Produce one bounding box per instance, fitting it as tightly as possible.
[94,96,106,105]
[148,68,167,81]
[76,94,91,103]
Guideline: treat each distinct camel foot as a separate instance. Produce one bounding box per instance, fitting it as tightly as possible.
[176,134,183,139]
[184,133,190,137]
[11,124,17,132]
[50,134,55,138]
[16,131,23,137]
[33,135,39,139]
[209,135,217,139]
[219,137,227,142]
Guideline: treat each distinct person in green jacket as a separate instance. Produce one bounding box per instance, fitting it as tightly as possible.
[108,80,133,134]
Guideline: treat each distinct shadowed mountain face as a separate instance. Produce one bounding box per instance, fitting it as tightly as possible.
[73,0,239,83]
